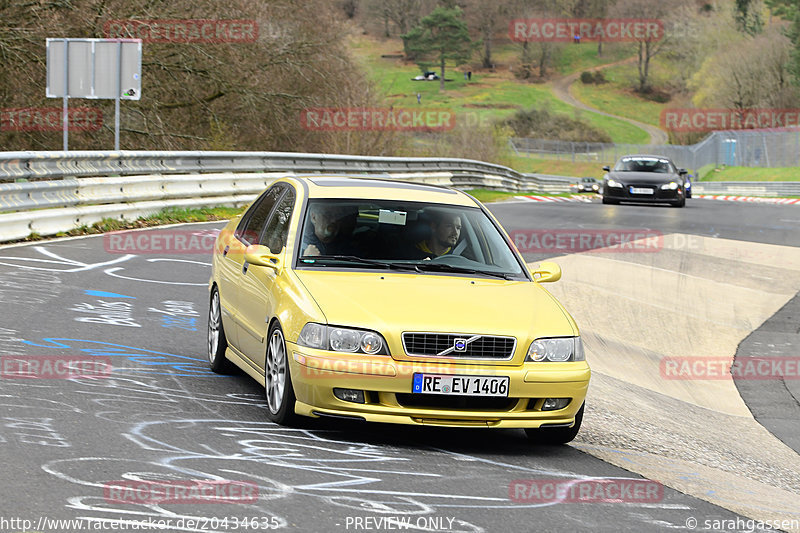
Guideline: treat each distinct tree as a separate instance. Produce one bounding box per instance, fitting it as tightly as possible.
[569,0,611,55]
[0,0,401,154]
[690,27,797,110]
[775,0,800,85]
[403,6,475,90]
[510,0,569,80]
[463,0,512,69]
[735,0,765,35]
[612,0,686,93]
[663,2,739,92]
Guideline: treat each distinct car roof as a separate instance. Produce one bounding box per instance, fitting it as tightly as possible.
[290,175,480,207]
[617,154,674,162]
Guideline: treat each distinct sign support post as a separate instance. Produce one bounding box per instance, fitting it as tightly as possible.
[62,41,69,151]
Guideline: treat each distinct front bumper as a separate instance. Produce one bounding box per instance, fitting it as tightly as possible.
[604,185,683,203]
[288,342,590,428]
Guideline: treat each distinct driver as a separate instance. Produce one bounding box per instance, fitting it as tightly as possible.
[301,203,358,256]
[412,211,462,259]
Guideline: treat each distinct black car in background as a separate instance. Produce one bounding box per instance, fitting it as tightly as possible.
[602,155,688,208]
[571,177,601,193]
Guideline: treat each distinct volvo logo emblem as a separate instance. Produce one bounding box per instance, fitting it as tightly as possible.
[454,338,467,352]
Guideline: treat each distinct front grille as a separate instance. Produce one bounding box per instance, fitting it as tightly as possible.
[402,333,516,360]
[395,393,517,411]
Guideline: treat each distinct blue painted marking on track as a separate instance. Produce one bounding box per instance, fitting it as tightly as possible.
[22,338,226,377]
[84,290,136,299]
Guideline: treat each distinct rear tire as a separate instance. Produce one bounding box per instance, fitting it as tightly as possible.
[208,287,235,374]
[265,322,298,425]
[525,403,584,445]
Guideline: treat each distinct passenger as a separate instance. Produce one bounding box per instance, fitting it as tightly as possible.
[411,211,462,259]
[301,204,358,256]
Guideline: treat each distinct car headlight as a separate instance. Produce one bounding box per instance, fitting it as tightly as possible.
[298,323,388,355]
[685,181,691,189]
[592,184,599,191]
[606,179,623,188]
[660,182,679,190]
[526,337,584,362]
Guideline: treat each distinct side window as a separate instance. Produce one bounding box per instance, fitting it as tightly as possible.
[235,185,284,245]
[261,188,296,253]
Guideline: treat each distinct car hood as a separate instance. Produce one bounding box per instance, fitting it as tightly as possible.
[293,270,576,345]
[607,171,679,184]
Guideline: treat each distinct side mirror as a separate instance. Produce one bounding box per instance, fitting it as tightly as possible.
[602,166,610,172]
[530,261,562,283]
[678,168,687,175]
[244,244,282,271]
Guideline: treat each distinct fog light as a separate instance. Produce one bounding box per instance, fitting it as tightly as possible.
[542,398,571,411]
[333,388,365,404]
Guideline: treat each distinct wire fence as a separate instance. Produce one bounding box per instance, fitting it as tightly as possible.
[510,129,800,171]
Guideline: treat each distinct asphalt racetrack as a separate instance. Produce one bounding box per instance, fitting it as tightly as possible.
[0,197,798,533]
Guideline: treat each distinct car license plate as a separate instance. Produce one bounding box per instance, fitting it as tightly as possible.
[630,187,653,195]
[412,373,509,397]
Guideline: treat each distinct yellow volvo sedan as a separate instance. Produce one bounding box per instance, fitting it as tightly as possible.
[207,176,590,444]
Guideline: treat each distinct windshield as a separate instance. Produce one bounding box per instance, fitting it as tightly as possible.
[614,157,673,173]
[297,199,527,279]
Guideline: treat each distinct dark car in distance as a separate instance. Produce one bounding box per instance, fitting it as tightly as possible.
[571,177,601,193]
[602,155,688,208]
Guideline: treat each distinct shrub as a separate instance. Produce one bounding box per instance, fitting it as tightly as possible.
[502,107,613,143]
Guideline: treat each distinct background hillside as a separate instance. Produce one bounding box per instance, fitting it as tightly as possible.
[1,0,799,180]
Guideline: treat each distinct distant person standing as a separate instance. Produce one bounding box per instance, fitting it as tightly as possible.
[416,92,421,104]
[464,72,468,81]
[467,71,472,81]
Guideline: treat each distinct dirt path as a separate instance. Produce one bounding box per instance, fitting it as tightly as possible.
[550,56,669,145]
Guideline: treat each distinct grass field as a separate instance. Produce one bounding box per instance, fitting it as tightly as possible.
[553,42,636,73]
[507,155,604,177]
[569,62,672,128]
[699,166,800,181]
[350,35,649,144]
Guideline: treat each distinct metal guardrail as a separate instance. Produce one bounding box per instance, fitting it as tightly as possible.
[0,150,795,244]
[0,151,578,243]
[691,181,800,196]
[0,150,526,182]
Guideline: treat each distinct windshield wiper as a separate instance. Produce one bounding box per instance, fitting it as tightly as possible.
[414,262,513,280]
[299,255,421,272]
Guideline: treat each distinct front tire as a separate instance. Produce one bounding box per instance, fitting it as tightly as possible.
[525,403,584,445]
[602,196,618,205]
[265,322,297,425]
[671,196,686,208]
[208,287,235,374]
